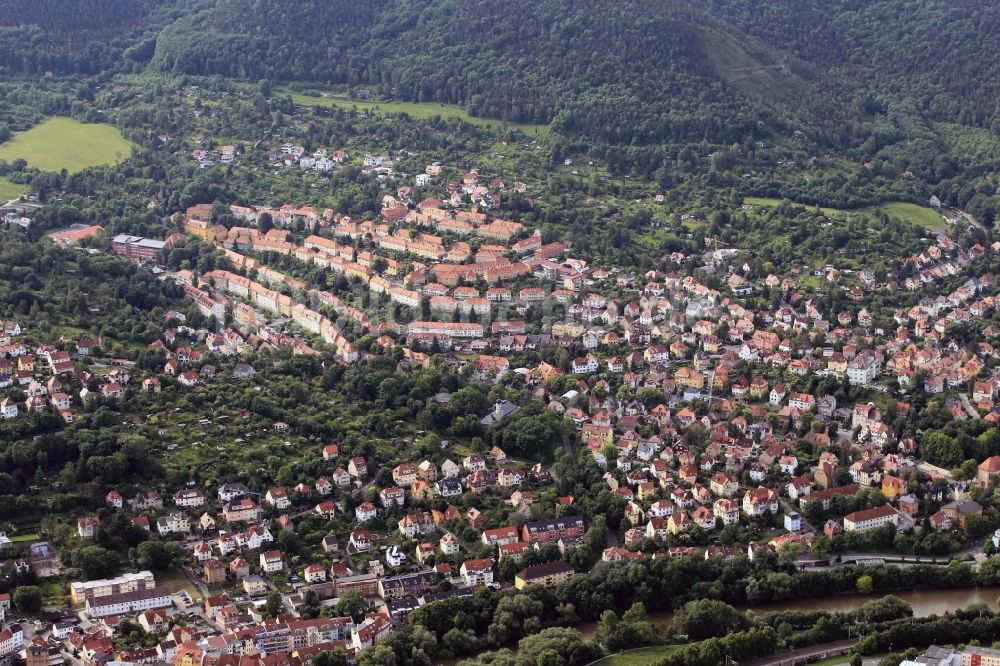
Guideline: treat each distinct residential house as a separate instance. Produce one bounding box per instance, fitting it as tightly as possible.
[460,559,494,587]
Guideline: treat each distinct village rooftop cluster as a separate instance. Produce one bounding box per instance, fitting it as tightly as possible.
[6,150,1000,665]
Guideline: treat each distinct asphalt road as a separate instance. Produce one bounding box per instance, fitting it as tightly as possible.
[799,533,990,568]
[741,638,859,666]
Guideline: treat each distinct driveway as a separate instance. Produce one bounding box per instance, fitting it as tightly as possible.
[959,394,981,420]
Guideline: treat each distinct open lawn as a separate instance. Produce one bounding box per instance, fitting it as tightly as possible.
[157,567,203,602]
[0,179,26,202]
[865,201,946,231]
[10,532,39,542]
[0,117,135,173]
[279,88,550,136]
[42,581,68,608]
[588,646,682,666]
[744,197,945,232]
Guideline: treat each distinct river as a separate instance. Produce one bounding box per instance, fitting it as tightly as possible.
[576,586,1000,639]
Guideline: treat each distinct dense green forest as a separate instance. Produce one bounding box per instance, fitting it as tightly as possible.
[143,0,1000,146]
[147,0,779,144]
[709,0,1000,131]
[0,0,188,75]
[2,0,1000,152]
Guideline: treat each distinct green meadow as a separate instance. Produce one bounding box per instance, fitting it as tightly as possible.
[587,645,682,666]
[279,88,550,136]
[867,201,946,231]
[744,197,946,231]
[0,117,135,173]
[0,179,26,202]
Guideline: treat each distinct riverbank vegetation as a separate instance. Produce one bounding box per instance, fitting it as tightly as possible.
[354,554,1000,664]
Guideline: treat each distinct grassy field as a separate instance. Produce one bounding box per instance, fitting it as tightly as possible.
[744,197,945,231]
[0,117,135,173]
[158,567,203,602]
[866,201,946,231]
[744,196,861,219]
[10,532,39,542]
[42,581,68,608]
[588,646,682,666]
[0,179,26,201]
[279,88,550,136]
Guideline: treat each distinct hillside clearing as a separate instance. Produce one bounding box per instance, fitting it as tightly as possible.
[744,197,858,219]
[279,89,550,136]
[744,197,945,231]
[866,202,946,231]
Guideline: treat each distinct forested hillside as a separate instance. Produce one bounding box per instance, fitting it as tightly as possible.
[144,0,1000,146]
[149,0,809,145]
[2,0,999,149]
[0,0,185,75]
[710,0,1000,130]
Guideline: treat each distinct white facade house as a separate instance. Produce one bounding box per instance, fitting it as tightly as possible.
[173,489,206,508]
[848,352,882,386]
[0,398,18,420]
[238,526,273,550]
[260,551,284,573]
[157,513,191,535]
[571,354,599,374]
[303,564,327,584]
[265,488,291,510]
[440,533,461,556]
[218,483,248,502]
[69,571,157,605]
[784,512,802,532]
[843,505,899,532]
[0,624,23,657]
[85,587,173,618]
[460,559,494,587]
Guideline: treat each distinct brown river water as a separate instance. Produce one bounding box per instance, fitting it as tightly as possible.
[575,586,1000,639]
[438,587,1000,664]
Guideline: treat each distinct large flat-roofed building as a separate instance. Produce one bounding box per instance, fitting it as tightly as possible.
[377,571,437,600]
[111,234,168,262]
[521,516,586,544]
[85,586,172,618]
[334,573,379,597]
[406,322,484,338]
[70,570,157,605]
[514,560,575,590]
[900,645,957,666]
[962,646,1000,666]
